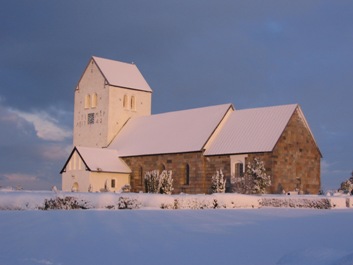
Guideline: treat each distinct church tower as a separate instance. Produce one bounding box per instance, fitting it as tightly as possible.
[73,56,152,148]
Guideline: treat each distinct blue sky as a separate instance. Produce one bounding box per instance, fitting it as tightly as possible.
[0,1,352,190]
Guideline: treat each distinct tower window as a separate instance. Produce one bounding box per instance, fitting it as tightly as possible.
[131,96,136,110]
[91,93,97,108]
[85,94,91,109]
[123,95,129,109]
[88,113,95,124]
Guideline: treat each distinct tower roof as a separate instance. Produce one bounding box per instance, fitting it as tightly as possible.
[92,56,152,92]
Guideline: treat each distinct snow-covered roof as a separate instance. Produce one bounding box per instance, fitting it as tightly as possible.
[92,56,152,92]
[204,104,299,155]
[109,104,233,157]
[65,147,131,173]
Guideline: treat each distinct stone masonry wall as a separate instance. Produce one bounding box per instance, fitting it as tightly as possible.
[122,108,321,195]
[123,152,208,194]
[123,153,232,194]
[270,108,321,194]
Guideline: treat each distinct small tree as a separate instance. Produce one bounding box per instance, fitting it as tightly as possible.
[211,170,226,193]
[144,170,174,194]
[159,170,174,195]
[339,171,353,194]
[231,173,253,194]
[246,157,271,194]
[144,170,160,193]
[231,157,271,194]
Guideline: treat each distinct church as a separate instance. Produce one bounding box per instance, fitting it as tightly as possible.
[60,56,322,194]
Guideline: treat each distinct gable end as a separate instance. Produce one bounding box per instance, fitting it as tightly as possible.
[59,147,91,174]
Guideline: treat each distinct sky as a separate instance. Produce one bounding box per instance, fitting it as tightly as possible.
[0,1,352,190]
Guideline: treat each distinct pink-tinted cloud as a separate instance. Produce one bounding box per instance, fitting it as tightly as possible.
[9,109,72,141]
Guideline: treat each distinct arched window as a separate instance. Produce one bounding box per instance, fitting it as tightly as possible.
[131,96,136,110]
[71,182,79,192]
[158,164,166,173]
[85,94,91,109]
[185,164,190,185]
[139,166,144,186]
[91,93,97,108]
[123,95,129,109]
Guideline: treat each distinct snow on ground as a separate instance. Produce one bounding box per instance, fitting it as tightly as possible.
[1,191,353,265]
[0,190,350,210]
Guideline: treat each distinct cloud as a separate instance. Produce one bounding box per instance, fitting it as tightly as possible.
[321,160,349,176]
[0,173,55,190]
[0,102,71,190]
[10,109,72,141]
[3,173,38,182]
[2,173,38,183]
[40,144,72,161]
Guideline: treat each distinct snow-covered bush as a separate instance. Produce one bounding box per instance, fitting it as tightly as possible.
[100,180,110,192]
[211,170,226,193]
[340,180,352,193]
[261,197,331,209]
[161,198,219,210]
[339,172,353,194]
[117,197,141,209]
[159,170,174,195]
[144,170,160,193]
[106,197,141,210]
[232,157,271,194]
[121,184,131,193]
[144,170,174,194]
[231,174,253,194]
[40,196,90,210]
[160,194,260,209]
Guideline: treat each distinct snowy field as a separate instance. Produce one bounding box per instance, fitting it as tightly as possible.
[1,191,353,265]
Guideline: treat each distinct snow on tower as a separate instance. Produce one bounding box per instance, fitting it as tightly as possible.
[73,56,152,148]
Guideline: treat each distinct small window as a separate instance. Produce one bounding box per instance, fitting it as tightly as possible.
[234,163,244,178]
[88,113,95,124]
[111,179,116,188]
[123,95,129,109]
[91,93,97,108]
[85,94,91,109]
[131,96,136,110]
[139,166,143,186]
[185,164,190,185]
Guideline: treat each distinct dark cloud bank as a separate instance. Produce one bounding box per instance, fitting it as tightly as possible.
[0,1,352,189]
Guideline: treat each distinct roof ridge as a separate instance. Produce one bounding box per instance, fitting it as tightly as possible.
[151,103,233,117]
[92,56,136,67]
[236,103,298,112]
